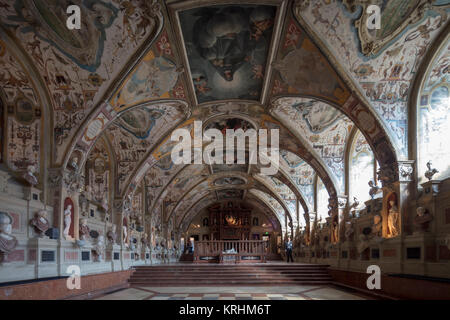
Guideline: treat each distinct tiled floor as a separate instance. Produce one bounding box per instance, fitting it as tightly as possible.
[96,285,373,300]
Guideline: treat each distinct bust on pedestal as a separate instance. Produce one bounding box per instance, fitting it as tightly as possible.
[414,207,433,233]
[23,165,38,186]
[0,212,18,262]
[79,218,90,241]
[30,210,50,238]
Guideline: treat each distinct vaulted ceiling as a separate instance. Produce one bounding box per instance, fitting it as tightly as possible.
[0,0,448,232]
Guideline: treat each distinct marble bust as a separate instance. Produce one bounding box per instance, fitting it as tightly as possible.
[79,218,90,240]
[23,165,38,186]
[107,225,117,244]
[372,215,382,237]
[93,235,105,262]
[344,221,354,241]
[31,210,49,237]
[414,207,433,232]
[101,198,108,212]
[0,212,18,261]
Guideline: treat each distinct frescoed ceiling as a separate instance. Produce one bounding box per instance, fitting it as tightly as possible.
[0,0,165,164]
[294,0,450,157]
[1,0,447,231]
[272,97,354,192]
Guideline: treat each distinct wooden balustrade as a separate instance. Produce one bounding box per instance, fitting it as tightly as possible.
[193,240,267,263]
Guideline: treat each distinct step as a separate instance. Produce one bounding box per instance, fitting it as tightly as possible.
[128,264,332,287]
[131,274,329,278]
[131,272,329,277]
[135,268,328,273]
[129,281,331,286]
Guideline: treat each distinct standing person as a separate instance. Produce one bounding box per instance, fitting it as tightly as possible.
[285,237,294,262]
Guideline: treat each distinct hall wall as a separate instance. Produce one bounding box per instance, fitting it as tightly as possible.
[293,177,450,280]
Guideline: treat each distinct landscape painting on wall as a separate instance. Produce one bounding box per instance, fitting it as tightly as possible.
[178,4,277,103]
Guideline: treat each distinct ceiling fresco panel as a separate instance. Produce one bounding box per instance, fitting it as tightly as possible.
[109,30,186,112]
[178,4,277,103]
[271,18,351,105]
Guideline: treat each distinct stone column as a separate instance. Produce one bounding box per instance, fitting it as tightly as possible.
[337,196,348,244]
[113,198,126,270]
[397,161,415,235]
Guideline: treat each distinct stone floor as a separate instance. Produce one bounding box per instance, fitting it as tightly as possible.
[95,285,374,300]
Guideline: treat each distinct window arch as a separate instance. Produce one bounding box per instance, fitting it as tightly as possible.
[298,204,306,228]
[418,38,450,183]
[349,131,377,207]
[316,178,328,223]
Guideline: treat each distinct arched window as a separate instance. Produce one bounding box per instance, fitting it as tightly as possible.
[202,217,209,227]
[316,178,328,223]
[252,217,259,226]
[349,131,377,207]
[298,205,305,228]
[418,39,450,182]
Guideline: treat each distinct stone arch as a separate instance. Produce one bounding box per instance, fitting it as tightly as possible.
[409,23,450,185]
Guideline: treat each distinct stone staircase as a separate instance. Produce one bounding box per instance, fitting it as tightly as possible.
[129,263,332,286]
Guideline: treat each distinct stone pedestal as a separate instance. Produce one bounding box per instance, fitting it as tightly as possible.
[23,186,42,203]
[28,237,59,279]
[378,237,402,274]
[0,237,32,282]
[58,239,79,276]
[339,241,356,270]
[121,246,134,269]
[420,180,441,197]
[403,232,436,276]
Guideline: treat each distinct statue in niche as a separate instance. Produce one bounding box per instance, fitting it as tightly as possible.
[85,185,93,201]
[424,161,438,181]
[372,215,382,237]
[414,207,433,232]
[122,217,129,247]
[63,204,72,240]
[79,218,90,240]
[332,220,338,243]
[30,210,49,237]
[387,200,400,237]
[0,212,18,262]
[124,194,132,214]
[23,165,38,186]
[107,225,117,244]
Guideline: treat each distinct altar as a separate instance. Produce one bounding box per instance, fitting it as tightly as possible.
[193,240,267,263]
